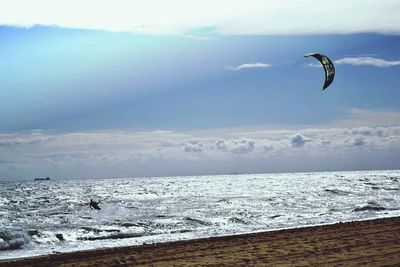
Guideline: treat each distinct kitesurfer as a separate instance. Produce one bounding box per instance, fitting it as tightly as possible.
[89,199,101,210]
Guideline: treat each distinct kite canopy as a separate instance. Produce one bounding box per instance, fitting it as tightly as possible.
[304,53,335,90]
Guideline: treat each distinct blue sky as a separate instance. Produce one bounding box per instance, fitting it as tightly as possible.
[1,29,399,131]
[0,1,400,179]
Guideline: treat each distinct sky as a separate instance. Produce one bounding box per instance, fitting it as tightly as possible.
[0,1,400,180]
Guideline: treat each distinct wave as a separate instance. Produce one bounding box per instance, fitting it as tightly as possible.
[0,230,29,250]
[184,217,211,226]
[27,229,40,237]
[324,189,351,195]
[382,187,399,191]
[364,182,378,186]
[353,205,386,212]
[170,229,192,234]
[81,227,121,233]
[269,215,282,219]
[229,217,250,224]
[77,232,146,241]
[217,198,232,204]
[119,222,140,227]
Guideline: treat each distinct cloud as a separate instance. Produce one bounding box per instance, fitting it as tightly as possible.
[1,121,400,179]
[0,134,48,147]
[290,134,311,148]
[1,1,399,35]
[225,63,272,71]
[183,142,203,153]
[214,138,256,154]
[306,63,323,68]
[352,136,366,146]
[335,57,400,67]
[306,57,400,68]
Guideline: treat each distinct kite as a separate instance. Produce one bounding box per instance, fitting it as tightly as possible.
[304,53,335,90]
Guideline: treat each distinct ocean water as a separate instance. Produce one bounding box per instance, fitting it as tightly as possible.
[1,170,400,260]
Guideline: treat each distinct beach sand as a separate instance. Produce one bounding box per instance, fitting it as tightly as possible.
[2,216,400,266]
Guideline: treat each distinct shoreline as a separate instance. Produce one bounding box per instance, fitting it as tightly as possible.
[2,216,400,266]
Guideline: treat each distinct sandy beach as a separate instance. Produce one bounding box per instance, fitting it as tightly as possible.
[1,216,400,266]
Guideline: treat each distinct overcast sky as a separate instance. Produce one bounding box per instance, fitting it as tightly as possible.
[1,1,400,180]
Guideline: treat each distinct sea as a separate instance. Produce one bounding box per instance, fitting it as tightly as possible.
[1,170,400,260]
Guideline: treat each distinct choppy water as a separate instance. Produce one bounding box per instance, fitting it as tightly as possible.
[1,170,400,260]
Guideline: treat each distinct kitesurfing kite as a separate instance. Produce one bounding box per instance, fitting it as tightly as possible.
[304,53,335,90]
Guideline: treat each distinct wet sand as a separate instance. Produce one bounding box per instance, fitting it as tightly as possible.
[2,216,400,266]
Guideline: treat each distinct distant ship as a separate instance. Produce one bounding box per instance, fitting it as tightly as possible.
[34,177,51,181]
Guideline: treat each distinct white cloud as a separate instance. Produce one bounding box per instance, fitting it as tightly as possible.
[335,57,400,67]
[214,138,256,154]
[352,136,367,146]
[183,141,203,153]
[225,63,272,71]
[290,134,311,148]
[0,1,400,35]
[306,63,323,68]
[1,121,400,179]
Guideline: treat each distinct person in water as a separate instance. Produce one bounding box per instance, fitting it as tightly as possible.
[89,199,101,210]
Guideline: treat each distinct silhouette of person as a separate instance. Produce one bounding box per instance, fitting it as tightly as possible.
[89,199,101,210]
